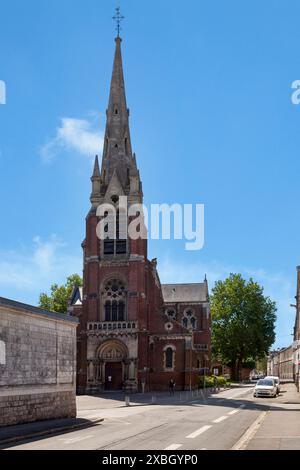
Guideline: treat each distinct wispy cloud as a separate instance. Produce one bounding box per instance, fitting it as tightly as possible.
[158,256,295,348]
[0,236,81,304]
[40,116,104,163]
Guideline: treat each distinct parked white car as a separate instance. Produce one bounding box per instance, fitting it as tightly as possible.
[265,375,280,394]
[253,378,277,398]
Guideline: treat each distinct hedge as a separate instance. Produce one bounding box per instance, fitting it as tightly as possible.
[197,375,228,389]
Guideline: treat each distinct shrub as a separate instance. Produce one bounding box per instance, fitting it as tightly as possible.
[216,375,227,386]
[197,376,215,389]
[197,375,229,389]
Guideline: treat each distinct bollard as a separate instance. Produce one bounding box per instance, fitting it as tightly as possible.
[152,394,156,404]
[125,396,130,407]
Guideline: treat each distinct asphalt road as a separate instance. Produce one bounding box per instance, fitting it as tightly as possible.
[4,385,298,450]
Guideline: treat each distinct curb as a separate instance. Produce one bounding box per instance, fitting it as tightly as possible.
[0,417,104,446]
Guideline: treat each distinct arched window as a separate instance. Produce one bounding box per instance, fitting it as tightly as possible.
[163,345,176,371]
[105,301,111,321]
[102,279,127,322]
[182,309,197,330]
[112,300,118,321]
[166,348,173,368]
[118,301,125,321]
[165,308,176,321]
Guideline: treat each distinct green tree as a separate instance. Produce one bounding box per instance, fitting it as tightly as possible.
[256,356,268,374]
[39,274,83,314]
[211,274,276,381]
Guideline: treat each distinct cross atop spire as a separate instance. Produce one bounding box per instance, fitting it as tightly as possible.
[113,7,125,38]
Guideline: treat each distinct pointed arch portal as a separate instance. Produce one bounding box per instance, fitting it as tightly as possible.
[97,340,129,390]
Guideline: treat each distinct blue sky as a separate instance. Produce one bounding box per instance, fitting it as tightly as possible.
[0,0,300,348]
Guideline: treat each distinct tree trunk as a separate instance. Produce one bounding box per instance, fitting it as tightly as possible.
[231,358,242,382]
[236,358,242,383]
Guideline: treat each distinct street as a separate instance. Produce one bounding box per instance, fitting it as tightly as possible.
[2,383,300,450]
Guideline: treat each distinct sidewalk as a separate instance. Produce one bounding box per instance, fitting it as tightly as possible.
[0,416,103,446]
[77,385,234,413]
[246,382,300,450]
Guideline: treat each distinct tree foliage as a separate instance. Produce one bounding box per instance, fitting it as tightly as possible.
[211,273,276,380]
[39,274,83,314]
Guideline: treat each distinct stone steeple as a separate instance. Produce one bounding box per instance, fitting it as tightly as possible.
[99,36,141,198]
[90,155,101,206]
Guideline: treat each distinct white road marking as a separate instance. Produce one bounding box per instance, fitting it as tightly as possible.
[164,443,183,450]
[231,411,268,450]
[228,409,240,415]
[239,404,246,408]
[213,415,228,423]
[61,434,94,444]
[186,425,212,439]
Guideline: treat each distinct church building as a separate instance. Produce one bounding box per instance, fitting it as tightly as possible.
[70,33,211,393]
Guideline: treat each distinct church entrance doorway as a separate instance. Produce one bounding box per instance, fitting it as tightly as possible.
[105,362,123,390]
[98,339,129,391]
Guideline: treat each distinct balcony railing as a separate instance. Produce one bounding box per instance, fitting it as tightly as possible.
[87,321,138,333]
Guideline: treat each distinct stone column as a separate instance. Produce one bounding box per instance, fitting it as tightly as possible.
[98,359,104,382]
[88,360,94,382]
[129,359,136,380]
[94,359,100,383]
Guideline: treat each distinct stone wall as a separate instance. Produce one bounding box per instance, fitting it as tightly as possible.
[0,297,78,427]
[0,391,76,427]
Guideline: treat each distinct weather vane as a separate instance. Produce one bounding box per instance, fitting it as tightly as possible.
[113,7,125,37]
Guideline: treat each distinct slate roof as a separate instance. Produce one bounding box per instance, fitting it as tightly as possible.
[70,286,83,306]
[0,297,79,323]
[162,283,208,303]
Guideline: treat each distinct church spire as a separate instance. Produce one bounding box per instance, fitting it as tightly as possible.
[90,155,101,206]
[100,28,139,195]
[92,155,100,178]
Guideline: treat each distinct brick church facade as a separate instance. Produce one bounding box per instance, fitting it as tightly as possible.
[70,34,211,393]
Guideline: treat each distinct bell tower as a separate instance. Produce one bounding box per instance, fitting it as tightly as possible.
[76,23,160,394]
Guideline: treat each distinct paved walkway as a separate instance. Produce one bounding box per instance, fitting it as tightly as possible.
[246,382,300,450]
